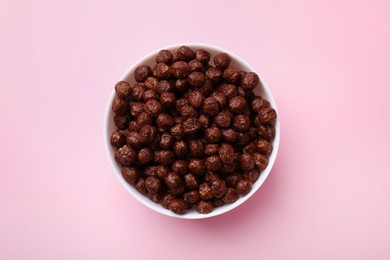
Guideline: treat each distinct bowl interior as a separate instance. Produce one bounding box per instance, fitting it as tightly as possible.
[104,43,280,219]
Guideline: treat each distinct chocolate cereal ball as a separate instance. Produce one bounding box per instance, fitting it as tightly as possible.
[157,80,174,94]
[199,183,213,200]
[183,190,200,204]
[188,159,206,175]
[229,96,246,114]
[256,139,273,155]
[188,71,206,87]
[204,126,221,143]
[171,61,190,79]
[169,199,187,214]
[137,147,154,164]
[182,117,202,135]
[172,160,188,175]
[219,83,238,98]
[195,49,210,64]
[222,188,238,204]
[145,176,162,194]
[144,99,162,117]
[115,145,136,166]
[184,173,199,189]
[170,124,185,140]
[188,139,204,158]
[214,53,231,70]
[239,153,255,171]
[114,115,129,129]
[161,193,175,209]
[233,115,250,132]
[156,49,173,64]
[236,179,252,195]
[139,124,157,144]
[165,172,182,190]
[214,111,231,128]
[241,72,260,90]
[173,140,189,157]
[250,96,270,112]
[253,153,269,171]
[257,107,277,125]
[204,144,220,157]
[176,46,196,61]
[212,92,227,108]
[221,128,238,143]
[130,102,144,117]
[156,165,169,179]
[206,67,223,83]
[127,131,144,150]
[156,113,175,130]
[202,97,220,117]
[211,179,227,198]
[196,200,213,214]
[222,67,241,83]
[219,144,235,164]
[112,97,127,115]
[115,81,131,99]
[205,155,222,171]
[142,89,158,102]
[188,90,204,108]
[155,150,175,166]
[121,166,140,184]
[188,59,205,72]
[144,76,159,90]
[110,130,126,147]
[131,83,145,101]
[134,65,152,83]
[153,62,171,79]
[160,92,176,108]
[159,133,174,149]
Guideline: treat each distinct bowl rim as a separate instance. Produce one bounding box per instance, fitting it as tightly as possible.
[104,43,280,219]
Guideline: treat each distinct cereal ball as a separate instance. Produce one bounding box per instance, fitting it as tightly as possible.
[184,173,199,189]
[212,198,225,208]
[197,80,213,96]
[199,183,213,200]
[171,183,186,196]
[256,139,273,155]
[121,166,139,184]
[175,79,189,91]
[236,179,252,195]
[172,160,188,175]
[136,111,153,126]
[144,165,158,177]
[250,96,270,112]
[180,105,197,119]
[156,165,169,179]
[134,65,152,83]
[222,188,238,204]
[183,117,202,135]
[175,46,196,61]
[204,127,221,143]
[159,133,174,149]
[126,131,144,150]
[188,139,204,158]
[205,171,221,185]
[110,130,126,147]
[173,140,189,157]
[253,153,269,171]
[245,168,260,183]
[239,153,255,171]
[165,172,182,189]
[258,124,276,141]
[183,190,200,204]
[156,49,173,64]
[145,176,162,194]
[222,67,241,83]
[142,89,158,102]
[198,114,210,129]
[243,142,257,154]
[196,200,213,214]
[219,144,235,164]
[233,115,250,132]
[219,162,237,174]
[205,67,223,83]
[219,83,238,98]
[202,97,219,117]
[195,49,210,64]
[170,124,185,140]
[112,97,127,115]
[241,72,260,90]
[205,155,222,172]
[128,120,141,132]
[144,76,159,90]
[147,193,162,203]
[131,83,145,101]
[228,96,246,114]
[144,99,162,117]
[204,144,220,157]
[188,71,206,87]
[137,147,154,164]
[221,128,238,143]
[188,159,206,175]
[153,62,171,79]
[171,61,190,79]
[115,81,131,99]
[214,111,231,128]
[169,199,187,215]
[115,145,136,166]
[114,114,129,129]
[139,124,157,144]
[156,80,174,94]
[161,193,175,209]
[130,102,144,117]
[175,98,188,112]
[160,92,176,108]
[188,59,205,72]
[213,92,227,109]
[211,179,227,198]
[188,91,204,108]
[156,113,175,131]
[155,150,175,166]
[214,53,231,70]
[257,107,277,125]
[225,173,243,187]
[237,132,252,147]
[135,178,147,195]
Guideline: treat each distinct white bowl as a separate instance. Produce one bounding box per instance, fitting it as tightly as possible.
[104,43,280,219]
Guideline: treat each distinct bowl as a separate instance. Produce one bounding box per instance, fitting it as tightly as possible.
[104,43,280,219]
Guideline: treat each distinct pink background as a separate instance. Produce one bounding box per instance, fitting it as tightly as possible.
[1,0,389,259]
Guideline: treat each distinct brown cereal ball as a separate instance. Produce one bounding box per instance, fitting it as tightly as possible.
[170,123,185,140]
[204,144,220,157]
[171,183,186,196]
[183,190,200,205]
[110,130,126,147]
[142,89,158,102]
[245,168,261,183]
[130,102,144,117]
[233,115,250,132]
[239,153,255,171]
[236,179,252,195]
[211,179,227,198]
[229,96,246,114]
[241,72,260,90]
[196,200,213,214]
[156,165,169,179]
[214,53,231,70]
[147,193,162,203]
[115,145,136,166]
[212,198,225,207]
[205,155,222,172]
[213,92,227,109]
[195,49,210,64]
[171,61,190,79]
[236,132,252,147]
[180,105,197,119]
[173,140,189,157]
[160,92,176,108]
[137,147,154,164]
[165,172,182,189]
[205,172,221,185]
[126,131,144,150]
[204,127,221,143]
[183,117,202,135]
[205,67,223,83]
[131,83,145,101]
[219,83,238,99]
[243,142,257,154]
[214,111,231,128]
[128,120,141,132]
[188,71,206,87]
[169,199,187,215]
[257,107,277,125]
[156,80,174,94]
[219,162,237,174]
[223,67,241,83]
[156,49,173,64]
[253,153,269,171]
[144,165,158,177]
[134,65,152,83]
[144,76,159,90]
[121,166,140,184]
[115,81,132,99]
[184,173,200,189]
[225,173,243,187]
[175,98,188,112]
[136,111,153,126]
[156,113,175,131]
[221,128,238,143]
[144,99,162,117]
[153,62,171,79]
[188,59,205,72]
[112,97,127,115]
[219,144,235,164]
[114,115,129,129]
[250,96,270,112]
[198,114,210,129]
[161,193,175,209]
[256,139,273,155]
[188,159,206,175]
[145,176,162,194]
[176,46,196,61]
[202,97,220,117]
[188,91,204,108]
[199,183,213,200]
[172,160,188,175]
[135,178,147,195]
[175,78,190,92]
[188,139,204,158]
[155,150,175,166]
[197,80,214,96]
[222,188,238,204]
[258,124,276,141]
[159,133,174,149]
[139,124,157,144]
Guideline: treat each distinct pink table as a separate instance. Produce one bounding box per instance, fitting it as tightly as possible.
[1,0,389,259]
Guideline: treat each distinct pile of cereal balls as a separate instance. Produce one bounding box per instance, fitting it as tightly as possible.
[111,46,277,215]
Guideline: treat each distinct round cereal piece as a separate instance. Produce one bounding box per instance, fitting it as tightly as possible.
[172,160,188,175]
[184,173,199,189]
[212,92,227,109]
[114,114,129,129]
[222,67,241,83]
[250,96,270,112]
[205,67,223,83]
[144,165,158,177]
[196,200,213,214]
[155,150,175,166]
[245,168,260,183]
[175,46,196,61]
[171,61,190,79]
[202,97,220,117]
[214,53,231,70]
[258,124,276,141]
[175,78,189,92]
[137,147,154,164]
[257,107,277,125]
[156,113,175,131]
[115,145,136,166]
[180,105,197,119]
[128,120,141,132]
[195,49,210,64]
[175,98,188,112]
[188,59,205,72]
[212,198,225,208]
[256,139,273,155]
[183,190,200,204]
[126,131,144,150]
[188,71,206,87]
[225,173,243,187]
[221,128,238,143]
[136,112,153,126]
[204,172,221,185]
[144,76,159,90]
[188,159,206,175]
[197,80,214,96]
[214,111,231,128]
[110,130,126,147]
[211,179,227,198]
[205,155,222,172]
[253,153,269,171]
[156,80,174,94]
[239,153,255,171]
[220,162,237,174]
[135,178,147,195]
[115,81,131,99]
[112,97,127,115]
[134,65,152,82]
[130,102,144,117]
[233,115,250,132]
[169,199,187,215]
[222,187,238,204]
[199,183,213,200]
[131,83,145,101]
[156,49,173,64]
[237,132,252,147]
[160,92,176,108]
[204,126,221,143]
[144,99,162,117]
[165,172,182,189]
[182,117,202,135]
[147,193,162,203]
[121,166,140,184]
[156,165,169,179]
[241,72,260,90]
[173,140,189,157]
[188,139,204,158]
[228,96,246,114]
[188,90,204,108]
[139,124,157,144]
[243,142,257,154]
[159,133,174,149]
[198,114,210,129]
[204,144,220,157]
[145,176,162,194]
[153,62,171,79]
[170,124,185,140]
[219,83,238,99]
[219,144,235,164]
[236,179,252,195]
[161,193,175,209]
